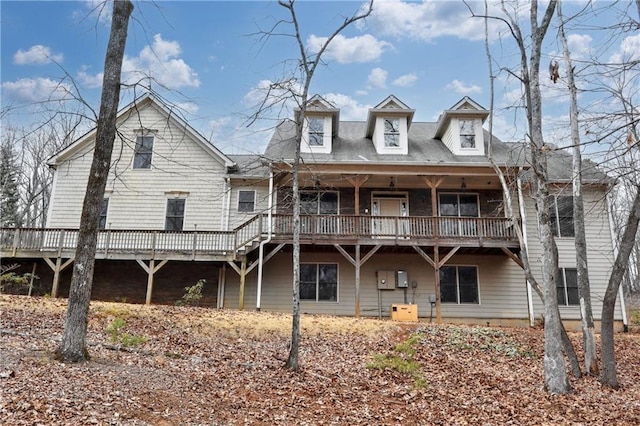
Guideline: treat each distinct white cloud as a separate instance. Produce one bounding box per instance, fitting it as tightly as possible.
[243,78,303,119]
[445,79,482,95]
[322,93,371,121]
[13,45,63,65]
[307,34,392,64]
[360,0,501,42]
[609,34,640,63]
[567,34,593,59]
[77,66,103,89]
[367,67,388,89]
[122,34,200,89]
[176,101,199,115]
[392,73,418,88]
[1,77,72,103]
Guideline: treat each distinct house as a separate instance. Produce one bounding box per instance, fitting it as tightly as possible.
[0,93,627,330]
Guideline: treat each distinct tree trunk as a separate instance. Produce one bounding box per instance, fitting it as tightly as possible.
[557,1,599,376]
[286,119,303,371]
[527,0,570,394]
[56,0,133,363]
[601,188,640,388]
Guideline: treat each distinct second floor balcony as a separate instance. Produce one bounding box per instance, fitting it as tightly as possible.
[1,214,519,261]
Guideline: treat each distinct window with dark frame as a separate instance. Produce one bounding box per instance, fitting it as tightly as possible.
[459,119,476,148]
[440,265,479,304]
[549,195,575,237]
[98,198,109,230]
[557,268,579,306]
[308,117,324,146]
[383,118,400,147]
[300,191,338,215]
[165,198,185,231]
[133,135,154,169]
[238,190,256,213]
[300,263,338,302]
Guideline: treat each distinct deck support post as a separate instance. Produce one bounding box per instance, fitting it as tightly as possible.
[434,246,442,323]
[44,257,74,298]
[136,258,168,305]
[238,257,247,310]
[334,244,381,318]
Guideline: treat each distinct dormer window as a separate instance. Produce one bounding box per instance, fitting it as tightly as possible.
[309,117,324,146]
[366,96,414,155]
[434,97,489,156]
[384,119,400,147]
[459,120,476,148]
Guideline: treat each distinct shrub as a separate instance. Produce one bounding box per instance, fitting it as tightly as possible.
[176,279,205,306]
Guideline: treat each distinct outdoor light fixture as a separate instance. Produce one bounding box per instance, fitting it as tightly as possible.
[389,177,396,190]
[461,178,467,192]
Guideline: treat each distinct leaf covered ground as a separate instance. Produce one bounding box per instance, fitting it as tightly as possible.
[1,295,639,425]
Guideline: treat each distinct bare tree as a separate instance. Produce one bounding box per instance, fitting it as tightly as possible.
[250,0,373,370]
[487,0,570,394]
[56,0,134,362]
[556,1,598,376]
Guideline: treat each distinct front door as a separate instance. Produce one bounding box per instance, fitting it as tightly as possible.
[372,196,408,237]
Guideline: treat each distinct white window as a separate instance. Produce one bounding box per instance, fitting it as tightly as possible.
[133,135,154,169]
[440,265,479,304]
[459,119,476,148]
[165,199,185,231]
[300,263,338,302]
[238,190,256,213]
[384,118,400,147]
[549,195,575,237]
[308,117,324,146]
[98,198,109,230]
[557,268,578,306]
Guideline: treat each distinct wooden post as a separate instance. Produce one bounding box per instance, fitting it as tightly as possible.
[44,257,74,298]
[355,245,361,318]
[136,258,169,305]
[434,246,442,323]
[145,259,155,305]
[238,257,247,310]
[28,262,37,296]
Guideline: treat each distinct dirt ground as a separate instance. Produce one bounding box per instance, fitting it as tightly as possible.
[1,295,639,425]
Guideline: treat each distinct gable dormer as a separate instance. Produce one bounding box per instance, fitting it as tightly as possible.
[366,95,415,155]
[434,96,490,156]
[299,95,340,154]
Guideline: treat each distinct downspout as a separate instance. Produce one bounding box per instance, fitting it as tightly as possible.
[517,168,535,327]
[606,189,629,331]
[220,177,230,230]
[256,169,274,311]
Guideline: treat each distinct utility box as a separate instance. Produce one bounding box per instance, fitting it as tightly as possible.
[377,270,396,290]
[391,304,418,321]
[397,270,408,288]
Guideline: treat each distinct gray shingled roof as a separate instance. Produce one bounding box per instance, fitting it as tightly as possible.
[261,119,609,184]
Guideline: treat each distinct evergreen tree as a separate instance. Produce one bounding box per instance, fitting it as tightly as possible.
[0,139,21,227]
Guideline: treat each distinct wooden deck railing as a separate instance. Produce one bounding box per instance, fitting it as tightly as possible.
[273,214,517,241]
[1,215,517,256]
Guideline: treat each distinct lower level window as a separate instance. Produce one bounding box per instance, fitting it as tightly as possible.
[165,199,185,231]
[300,263,338,302]
[440,265,479,304]
[557,268,578,306]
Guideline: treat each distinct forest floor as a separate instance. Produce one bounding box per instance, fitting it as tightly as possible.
[1,295,639,425]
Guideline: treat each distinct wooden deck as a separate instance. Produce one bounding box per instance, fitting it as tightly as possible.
[1,214,519,261]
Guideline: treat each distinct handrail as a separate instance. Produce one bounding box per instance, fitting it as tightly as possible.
[0,215,517,255]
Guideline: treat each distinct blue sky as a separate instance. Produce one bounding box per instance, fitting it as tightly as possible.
[2,1,638,155]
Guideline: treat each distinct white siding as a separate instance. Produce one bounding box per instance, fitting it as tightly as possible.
[224,251,530,320]
[524,186,622,321]
[226,184,271,229]
[48,102,230,231]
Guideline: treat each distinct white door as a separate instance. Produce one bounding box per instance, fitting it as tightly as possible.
[372,197,408,237]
